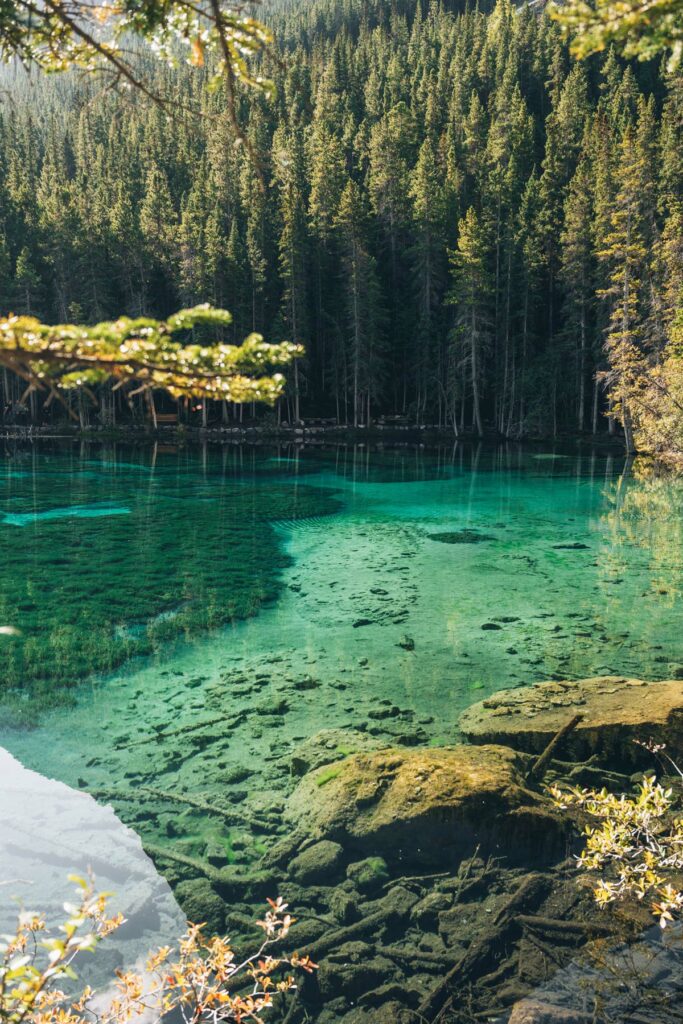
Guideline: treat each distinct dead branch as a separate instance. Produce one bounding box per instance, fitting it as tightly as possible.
[526,715,584,784]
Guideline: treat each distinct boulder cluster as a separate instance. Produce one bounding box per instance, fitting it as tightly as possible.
[263,677,683,1023]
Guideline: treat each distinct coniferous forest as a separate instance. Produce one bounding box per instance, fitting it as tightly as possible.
[1,0,682,443]
[5,3,683,1021]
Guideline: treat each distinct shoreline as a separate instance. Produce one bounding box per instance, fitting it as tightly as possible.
[0,422,629,452]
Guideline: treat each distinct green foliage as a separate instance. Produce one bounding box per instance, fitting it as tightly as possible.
[552,0,683,71]
[551,774,683,927]
[0,306,301,407]
[0,0,274,123]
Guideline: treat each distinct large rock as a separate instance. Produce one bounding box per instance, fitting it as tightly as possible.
[289,840,344,884]
[284,745,564,868]
[0,747,186,994]
[460,677,683,768]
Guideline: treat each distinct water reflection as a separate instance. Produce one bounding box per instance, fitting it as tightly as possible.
[0,746,186,993]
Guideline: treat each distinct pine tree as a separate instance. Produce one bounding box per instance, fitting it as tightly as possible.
[447,207,493,437]
[598,126,648,453]
[14,247,42,316]
[409,137,447,422]
[560,151,595,430]
[274,124,309,422]
[335,179,386,426]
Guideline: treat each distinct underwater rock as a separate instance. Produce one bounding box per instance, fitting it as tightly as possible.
[428,530,495,544]
[175,878,225,935]
[459,676,683,767]
[293,676,321,690]
[398,635,415,651]
[316,954,398,1001]
[255,697,289,716]
[346,856,390,893]
[289,840,344,884]
[507,920,683,1023]
[284,746,564,868]
[328,889,359,925]
[552,543,589,550]
[0,748,186,991]
[410,890,446,929]
[290,728,380,777]
[507,999,596,1023]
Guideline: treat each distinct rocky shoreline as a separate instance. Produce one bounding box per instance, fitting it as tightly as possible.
[145,676,683,1024]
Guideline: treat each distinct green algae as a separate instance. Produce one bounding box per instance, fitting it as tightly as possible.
[0,448,341,707]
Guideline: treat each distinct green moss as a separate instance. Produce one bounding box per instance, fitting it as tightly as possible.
[315,765,343,787]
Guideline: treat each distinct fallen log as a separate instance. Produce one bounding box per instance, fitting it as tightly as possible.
[296,886,419,959]
[115,711,247,749]
[516,914,614,937]
[143,842,222,883]
[91,784,258,828]
[144,843,277,899]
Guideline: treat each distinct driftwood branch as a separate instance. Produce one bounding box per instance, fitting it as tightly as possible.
[114,711,246,749]
[526,715,584,784]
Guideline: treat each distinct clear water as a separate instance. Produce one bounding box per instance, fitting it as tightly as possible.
[1,442,683,908]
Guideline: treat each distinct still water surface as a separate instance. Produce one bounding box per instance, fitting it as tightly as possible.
[1,442,682,917]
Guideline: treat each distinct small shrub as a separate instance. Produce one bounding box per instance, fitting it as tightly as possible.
[0,876,316,1024]
[550,771,683,928]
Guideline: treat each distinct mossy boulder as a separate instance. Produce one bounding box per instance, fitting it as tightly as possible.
[284,745,564,868]
[346,857,390,893]
[174,878,225,934]
[459,676,683,768]
[289,840,344,884]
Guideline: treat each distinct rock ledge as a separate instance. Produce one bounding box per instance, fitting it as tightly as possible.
[459,676,683,767]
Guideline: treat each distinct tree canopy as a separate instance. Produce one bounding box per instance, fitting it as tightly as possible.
[1,0,682,451]
[0,0,290,406]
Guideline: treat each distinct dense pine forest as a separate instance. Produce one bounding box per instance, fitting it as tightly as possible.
[1,0,681,442]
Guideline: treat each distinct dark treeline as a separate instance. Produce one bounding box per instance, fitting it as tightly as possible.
[0,0,681,437]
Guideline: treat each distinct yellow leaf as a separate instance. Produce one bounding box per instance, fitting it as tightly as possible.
[190,38,204,68]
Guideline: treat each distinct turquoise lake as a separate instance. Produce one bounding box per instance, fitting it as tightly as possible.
[1,441,683,906]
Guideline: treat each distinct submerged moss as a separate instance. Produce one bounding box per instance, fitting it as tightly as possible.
[428,530,496,544]
[315,766,344,787]
[0,450,341,704]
